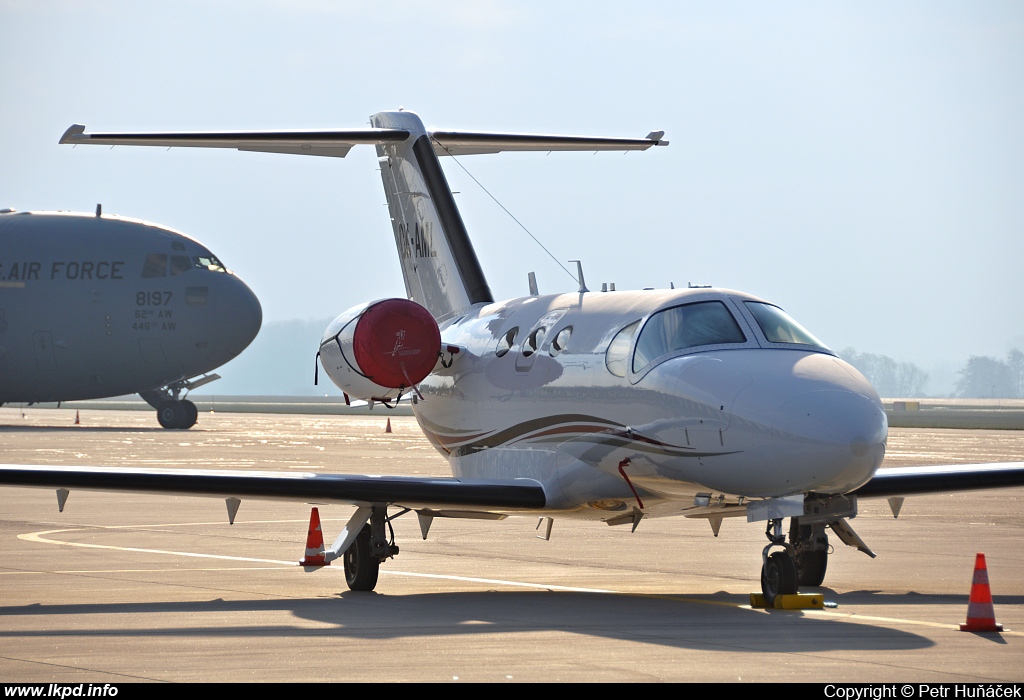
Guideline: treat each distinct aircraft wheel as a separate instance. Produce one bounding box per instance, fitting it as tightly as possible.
[156,400,186,429]
[796,548,828,587]
[761,551,798,606]
[344,525,380,592]
[180,400,198,429]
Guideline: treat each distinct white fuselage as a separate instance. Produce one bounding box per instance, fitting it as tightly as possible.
[412,287,888,518]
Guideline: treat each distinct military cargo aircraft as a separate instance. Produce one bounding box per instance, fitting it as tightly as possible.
[0,208,261,428]
[1,111,1022,602]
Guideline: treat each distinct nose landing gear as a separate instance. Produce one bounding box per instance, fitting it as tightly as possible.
[760,518,798,606]
[156,399,198,429]
[139,373,219,429]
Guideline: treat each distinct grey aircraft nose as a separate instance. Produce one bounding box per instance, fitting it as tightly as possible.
[204,275,262,366]
[772,390,888,494]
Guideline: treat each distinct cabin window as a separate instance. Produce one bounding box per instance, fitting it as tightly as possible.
[550,326,572,356]
[523,327,546,357]
[495,327,519,358]
[605,320,640,377]
[632,301,746,372]
[744,302,826,348]
[141,253,167,278]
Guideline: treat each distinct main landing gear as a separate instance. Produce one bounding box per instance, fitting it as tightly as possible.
[343,507,400,592]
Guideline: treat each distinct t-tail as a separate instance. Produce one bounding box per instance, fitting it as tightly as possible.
[59,109,668,318]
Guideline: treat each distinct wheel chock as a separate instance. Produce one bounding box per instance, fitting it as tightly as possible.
[749,593,825,609]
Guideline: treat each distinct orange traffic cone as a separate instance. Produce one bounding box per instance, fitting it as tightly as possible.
[385,417,392,433]
[960,553,1003,632]
[298,507,329,568]
[74,410,80,425]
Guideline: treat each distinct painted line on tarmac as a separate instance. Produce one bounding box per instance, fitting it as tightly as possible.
[18,527,616,594]
[20,526,1023,634]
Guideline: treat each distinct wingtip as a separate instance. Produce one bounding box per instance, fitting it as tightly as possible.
[59,124,86,144]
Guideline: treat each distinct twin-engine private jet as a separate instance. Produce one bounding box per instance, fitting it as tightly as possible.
[1,110,1023,603]
[0,208,261,428]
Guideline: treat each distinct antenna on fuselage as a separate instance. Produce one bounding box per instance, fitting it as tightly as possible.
[528,271,539,296]
[568,260,589,293]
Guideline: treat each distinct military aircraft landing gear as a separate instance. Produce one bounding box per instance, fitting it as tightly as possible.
[140,374,219,429]
[156,399,198,429]
[790,518,829,587]
[343,506,399,592]
[760,518,798,606]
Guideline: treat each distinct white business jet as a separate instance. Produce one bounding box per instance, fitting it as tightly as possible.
[2,110,1022,603]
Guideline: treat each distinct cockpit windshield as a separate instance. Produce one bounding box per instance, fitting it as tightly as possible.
[632,301,746,372]
[194,255,228,273]
[141,252,230,278]
[745,302,827,348]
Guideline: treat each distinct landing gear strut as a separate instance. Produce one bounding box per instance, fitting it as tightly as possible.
[343,506,399,592]
[760,518,798,606]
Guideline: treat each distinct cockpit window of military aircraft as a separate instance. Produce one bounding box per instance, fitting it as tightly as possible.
[605,320,641,377]
[194,255,228,273]
[744,301,827,348]
[142,253,167,278]
[632,301,747,373]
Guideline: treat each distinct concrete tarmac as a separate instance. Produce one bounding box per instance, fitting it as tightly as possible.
[1,407,1023,683]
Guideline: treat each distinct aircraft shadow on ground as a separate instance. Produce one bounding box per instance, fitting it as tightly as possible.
[823,589,1024,606]
[0,591,940,652]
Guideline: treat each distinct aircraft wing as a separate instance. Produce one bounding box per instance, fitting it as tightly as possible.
[852,462,1024,498]
[0,464,546,511]
[59,124,667,158]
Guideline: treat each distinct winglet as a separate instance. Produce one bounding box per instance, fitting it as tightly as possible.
[60,124,86,144]
[299,507,330,569]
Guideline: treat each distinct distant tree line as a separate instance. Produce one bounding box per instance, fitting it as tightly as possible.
[954,350,1024,399]
[840,348,929,397]
[840,347,1024,399]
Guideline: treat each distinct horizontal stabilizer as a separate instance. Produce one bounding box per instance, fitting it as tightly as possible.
[59,124,410,159]
[428,130,668,156]
[59,123,667,159]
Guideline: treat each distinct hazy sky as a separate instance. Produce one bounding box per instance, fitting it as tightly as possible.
[2,1,1022,373]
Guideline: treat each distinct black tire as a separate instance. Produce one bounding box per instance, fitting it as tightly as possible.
[344,525,380,591]
[180,400,198,429]
[761,551,798,606]
[796,548,828,587]
[156,400,185,429]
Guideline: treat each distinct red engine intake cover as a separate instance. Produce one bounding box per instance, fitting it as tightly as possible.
[352,299,441,389]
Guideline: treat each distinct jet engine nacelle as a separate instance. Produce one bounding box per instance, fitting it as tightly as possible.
[319,298,441,402]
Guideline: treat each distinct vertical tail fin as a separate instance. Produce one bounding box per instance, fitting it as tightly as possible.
[371,111,493,319]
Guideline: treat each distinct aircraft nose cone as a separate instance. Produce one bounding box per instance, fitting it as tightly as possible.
[227,277,262,353]
[773,390,887,493]
[207,276,262,364]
